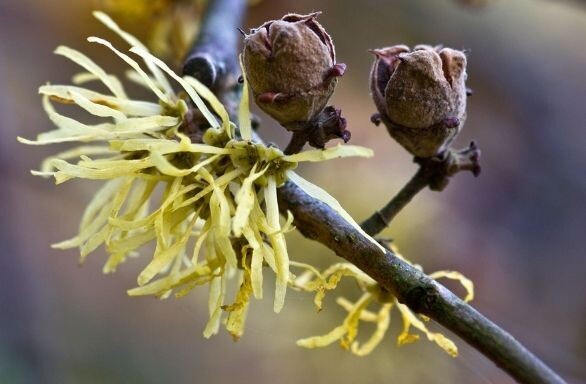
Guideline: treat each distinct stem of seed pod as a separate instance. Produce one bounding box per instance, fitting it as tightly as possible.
[284,132,308,155]
[360,167,429,236]
[361,142,482,237]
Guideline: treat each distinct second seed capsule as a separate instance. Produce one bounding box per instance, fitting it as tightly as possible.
[370,45,468,158]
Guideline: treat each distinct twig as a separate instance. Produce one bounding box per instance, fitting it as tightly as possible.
[184,1,566,383]
[361,142,482,236]
[284,132,308,155]
[361,166,429,236]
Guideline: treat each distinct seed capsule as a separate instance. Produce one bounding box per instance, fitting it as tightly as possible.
[370,45,468,158]
[242,13,345,128]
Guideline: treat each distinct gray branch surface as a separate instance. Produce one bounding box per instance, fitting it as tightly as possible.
[184,0,566,382]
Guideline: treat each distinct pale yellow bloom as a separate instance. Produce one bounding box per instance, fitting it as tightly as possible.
[293,247,474,356]
[22,12,375,340]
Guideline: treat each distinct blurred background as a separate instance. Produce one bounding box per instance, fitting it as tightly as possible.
[1,0,585,383]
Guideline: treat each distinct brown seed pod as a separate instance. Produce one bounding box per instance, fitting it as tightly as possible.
[242,12,345,128]
[370,44,468,158]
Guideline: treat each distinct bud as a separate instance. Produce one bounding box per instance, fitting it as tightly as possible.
[370,45,468,158]
[242,12,346,128]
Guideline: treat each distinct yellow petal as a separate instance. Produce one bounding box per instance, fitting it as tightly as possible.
[39,145,114,173]
[225,270,253,341]
[208,181,237,268]
[47,157,154,182]
[113,138,233,155]
[242,224,264,299]
[203,274,226,338]
[54,45,127,99]
[21,96,177,145]
[128,261,213,297]
[264,176,289,313]
[80,225,109,260]
[72,71,120,87]
[297,325,348,349]
[336,297,378,322]
[297,293,371,350]
[191,226,210,264]
[80,179,124,229]
[428,270,474,302]
[150,151,220,177]
[88,37,170,104]
[68,89,127,121]
[39,84,161,116]
[287,171,385,253]
[129,47,219,128]
[350,303,393,356]
[233,163,268,236]
[92,11,173,95]
[340,293,372,350]
[184,76,231,138]
[396,302,458,357]
[137,211,198,286]
[108,229,156,256]
[104,176,135,244]
[173,168,241,211]
[282,144,374,163]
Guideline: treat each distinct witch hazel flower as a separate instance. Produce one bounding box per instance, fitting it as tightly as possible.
[292,246,474,356]
[20,11,377,340]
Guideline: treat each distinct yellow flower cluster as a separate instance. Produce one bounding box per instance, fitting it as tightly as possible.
[23,11,474,355]
[292,248,474,356]
[20,12,375,340]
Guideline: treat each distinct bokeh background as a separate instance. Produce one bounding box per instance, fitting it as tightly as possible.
[1,0,585,383]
